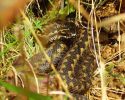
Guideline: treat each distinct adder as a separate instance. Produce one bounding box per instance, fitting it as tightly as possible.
[28,20,98,99]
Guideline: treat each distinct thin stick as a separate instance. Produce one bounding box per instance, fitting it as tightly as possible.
[25,59,40,93]
[98,13,125,27]
[20,10,73,99]
[69,0,90,22]
[11,65,18,86]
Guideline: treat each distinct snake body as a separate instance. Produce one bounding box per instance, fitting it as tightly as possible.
[28,20,97,98]
[59,29,97,94]
[29,41,68,73]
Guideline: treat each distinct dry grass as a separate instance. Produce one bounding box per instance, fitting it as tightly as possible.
[0,0,125,100]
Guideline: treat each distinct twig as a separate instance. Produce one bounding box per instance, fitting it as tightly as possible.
[20,10,73,99]
[25,59,40,93]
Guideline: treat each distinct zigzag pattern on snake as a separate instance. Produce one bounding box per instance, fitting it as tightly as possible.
[28,20,97,98]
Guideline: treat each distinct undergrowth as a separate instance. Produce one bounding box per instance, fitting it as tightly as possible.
[0,0,125,100]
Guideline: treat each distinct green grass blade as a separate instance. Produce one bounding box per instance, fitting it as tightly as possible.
[0,80,51,100]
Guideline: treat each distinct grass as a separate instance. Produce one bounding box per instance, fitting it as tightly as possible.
[0,79,51,100]
[0,0,125,100]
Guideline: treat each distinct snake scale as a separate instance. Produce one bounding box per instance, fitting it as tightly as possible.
[26,20,97,99]
[59,30,97,95]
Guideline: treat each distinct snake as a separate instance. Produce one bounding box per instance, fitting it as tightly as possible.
[29,41,69,73]
[59,29,97,95]
[14,20,97,99]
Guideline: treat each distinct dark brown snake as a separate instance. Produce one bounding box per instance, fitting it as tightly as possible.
[15,20,97,99]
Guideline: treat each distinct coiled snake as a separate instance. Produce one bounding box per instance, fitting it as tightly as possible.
[16,20,98,99]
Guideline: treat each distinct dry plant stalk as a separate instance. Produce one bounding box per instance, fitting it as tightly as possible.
[68,0,90,22]
[20,10,73,99]
[98,13,125,27]
[69,0,109,99]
